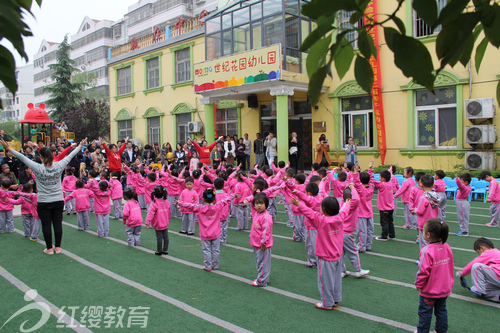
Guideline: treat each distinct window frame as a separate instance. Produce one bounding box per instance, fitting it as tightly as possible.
[341,109,373,149]
[216,108,239,138]
[113,61,135,100]
[415,103,457,148]
[170,42,194,89]
[142,52,163,95]
[411,0,447,39]
[118,119,133,140]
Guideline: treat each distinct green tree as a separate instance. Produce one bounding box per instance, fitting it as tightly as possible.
[44,35,84,121]
[72,71,110,103]
[63,98,110,141]
[301,0,500,105]
[0,0,42,109]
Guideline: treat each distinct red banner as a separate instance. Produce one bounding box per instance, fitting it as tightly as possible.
[364,0,387,164]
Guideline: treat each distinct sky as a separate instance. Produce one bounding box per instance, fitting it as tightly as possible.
[2,0,137,67]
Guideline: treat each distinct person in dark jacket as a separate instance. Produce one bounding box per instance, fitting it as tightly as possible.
[142,144,157,165]
[289,132,302,175]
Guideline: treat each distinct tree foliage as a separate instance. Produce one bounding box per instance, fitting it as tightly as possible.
[0,0,42,109]
[300,0,500,105]
[72,71,110,103]
[0,119,21,142]
[63,98,110,141]
[44,35,85,122]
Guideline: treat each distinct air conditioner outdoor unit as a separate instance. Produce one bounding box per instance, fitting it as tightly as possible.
[465,125,497,144]
[188,121,203,133]
[465,151,497,170]
[186,4,193,9]
[464,98,496,119]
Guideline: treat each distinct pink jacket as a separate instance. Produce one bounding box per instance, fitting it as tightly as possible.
[145,199,171,230]
[134,174,147,195]
[327,172,348,198]
[338,187,360,234]
[295,190,327,230]
[0,190,18,212]
[123,200,143,227]
[353,172,374,218]
[145,180,159,205]
[61,175,78,192]
[455,178,471,200]
[391,175,400,194]
[409,186,424,211]
[178,195,233,240]
[298,202,350,261]
[216,190,231,221]
[88,183,111,215]
[394,178,416,203]
[15,193,40,219]
[249,210,273,249]
[461,248,500,280]
[64,188,94,212]
[374,180,396,211]
[415,242,454,298]
[109,178,123,200]
[160,173,184,196]
[178,189,199,214]
[234,181,252,205]
[416,194,439,230]
[488,179,500,203]
[433,179,446,193]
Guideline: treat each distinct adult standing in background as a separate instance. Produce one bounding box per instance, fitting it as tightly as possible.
[264,131,277,167]
[190,136,222,166]
[235,138,246,170]
[1,138,86,254]
[344,136,358,166]
[224,135,236,165]
[289,132,302,174]
[121,141,135,163]
[314,134,331,168]
[254,133,265,168]
[243,133,252,171]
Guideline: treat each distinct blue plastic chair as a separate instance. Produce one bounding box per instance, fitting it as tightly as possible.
[445,180,458,200]
[374,174,380,181]
[470,180,489,203]
[443,177,452,182]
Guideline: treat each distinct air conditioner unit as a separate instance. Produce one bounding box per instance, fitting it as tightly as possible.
[465,125,497,144]
[188,121,203,133]
[186,4,193,9]
[464,98,496,119]
[465,151,497,170]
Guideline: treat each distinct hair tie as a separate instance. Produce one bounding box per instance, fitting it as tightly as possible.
[440,221,443,225]
[207,193,213,198]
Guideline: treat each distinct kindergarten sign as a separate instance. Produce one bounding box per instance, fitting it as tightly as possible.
[194,44,282,93]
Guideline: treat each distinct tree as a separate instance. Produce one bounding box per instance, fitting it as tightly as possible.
[72,71,110,103]
[301,0,500,105]
[0,0,42,109]
[44,35,84,122]
[64,98,110,141]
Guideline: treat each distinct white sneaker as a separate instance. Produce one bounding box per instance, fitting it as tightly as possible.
[352,269,370,278]
[341,271,351,278]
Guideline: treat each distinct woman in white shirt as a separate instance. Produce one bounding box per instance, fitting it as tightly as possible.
[224,135,235,165]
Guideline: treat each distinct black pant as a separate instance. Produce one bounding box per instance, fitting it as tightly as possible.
[236,155,245,170]
[379,210,395,238]
[155,229,169,252]
[37,201,64,249]
[289,154,299,174]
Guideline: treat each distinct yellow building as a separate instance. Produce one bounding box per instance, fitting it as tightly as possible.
[109,0,500,171]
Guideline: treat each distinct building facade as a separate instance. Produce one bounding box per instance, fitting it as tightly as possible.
[33,40,60,109]
[0,64,34,120]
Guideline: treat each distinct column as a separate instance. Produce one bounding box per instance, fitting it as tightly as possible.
[200,97,219,143]
[270,86,294,163]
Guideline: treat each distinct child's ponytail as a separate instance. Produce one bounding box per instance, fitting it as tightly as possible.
[424,218,449,244]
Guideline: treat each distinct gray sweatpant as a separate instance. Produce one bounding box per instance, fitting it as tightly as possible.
[138,194,147,209]
[357,217,374,252]
[456,199,470,233]
[65,191,75,213]
[113,199,123,219]
[305,229,318,268]
[126,225,141,246]
[341,233,361,273]
[436,192,447,221]
[393,197,397,217]
[293,215,305,241]
[168,195,181,218]
[254,247,272,286]
[22,214,34,237]
[77,211,90,230]
[318,258,342,307]
[201,237,221,270]
[284,203,294,223]
[31,219,41,239]
[403,202,411,228]
[90,197,94,212]
[236,204,249,230]
[0,211,14,233]
[471,263,500,302]
[96,214,110,237]
[409,212,418,229]
[418,228,429,250]
[489,202,500,226]
[220,218,230,243]
[268,198,277,221]
[181,213,195,233]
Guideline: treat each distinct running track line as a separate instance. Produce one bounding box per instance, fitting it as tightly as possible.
[0,264,91,333]
[12,229,252,333]
[59,222,415,332]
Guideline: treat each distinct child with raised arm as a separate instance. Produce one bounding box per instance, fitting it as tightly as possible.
[178,177,199,235]
[161,166,182,218]
[480,170,500,227]
[292,195,351,310]
[393,167,416,229]
[327,168,349,203]
[214,178,231,244]
[234,171,252,231]
[374,170,396,241]
[0,179,19,233]
[409,172,426,237]
[433,170,447,221]
[389,166,400,217]
[416,175,440,251]
[415,218,454,333]
[110,171,123,219]
[61,166,77,215]
[64,180,94,231]
[353,161,375,252]
[122,188,142,246]
[145,185,171,255]
[455,173,471,236]
[14,183,40,239]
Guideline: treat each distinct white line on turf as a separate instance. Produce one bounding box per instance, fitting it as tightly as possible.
[0,264,91,333]
[12,229,253,333]
[59,222,415,332]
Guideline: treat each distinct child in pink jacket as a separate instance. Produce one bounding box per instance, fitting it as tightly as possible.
[455,173,471,236]
[353,164,375,252]
[374,170,396,241]
[480,170,500,227]
[122,188,142,247]
[9,183,40,240]
[64,180,94,231]
[178,177,199,235]
[415,218,454,333]
[88,180,111,237]
[293,195,351,310]
[433,170,447,221]
[109,172,123,219]
[214,178,231,244]
[146,185,171,255]
[416,175,440,250]
[62,167,78,215]
[0,179,19,233]
[394,167,416,229]
[176,188,233,271]
[233,171,252,231]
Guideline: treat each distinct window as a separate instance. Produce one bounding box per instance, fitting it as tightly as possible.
[341,95,373,148]
[414,0,447,37]
[146,57,159,89]
[16,97,19,104]
[176,113,191,144]
[118,120,133,140]
[82,22,91,32]
[175,48,191,83]
[41,46,47,52]
[117,66,131,95]
[148,117,161,145]
[216,108,238,137]
[416,87,457,147]
[85,46,108,63]
[338,10,364,49]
